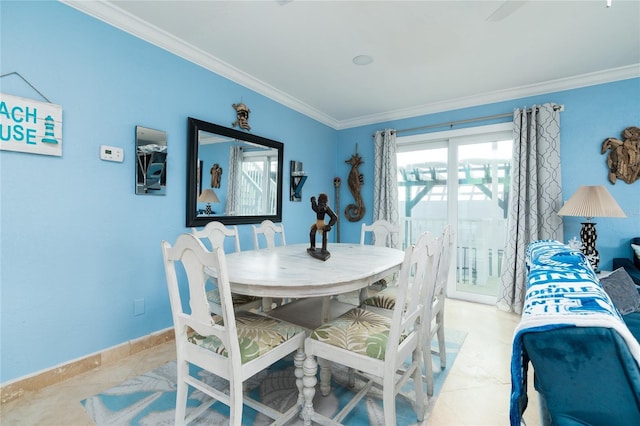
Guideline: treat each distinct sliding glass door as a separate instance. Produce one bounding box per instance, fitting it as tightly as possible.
[454,139,512,302]
[397,124,512,304]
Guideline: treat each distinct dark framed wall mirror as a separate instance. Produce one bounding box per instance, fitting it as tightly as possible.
[186,117,284,227]
[135,126,167,195]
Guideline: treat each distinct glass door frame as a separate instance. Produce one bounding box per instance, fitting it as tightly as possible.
[397,123,512,304]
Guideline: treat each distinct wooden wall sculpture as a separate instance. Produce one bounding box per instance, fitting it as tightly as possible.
[344,145,365,222]
[601,126,640,184]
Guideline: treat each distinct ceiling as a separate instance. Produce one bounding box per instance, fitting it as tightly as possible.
[64,0,640,129]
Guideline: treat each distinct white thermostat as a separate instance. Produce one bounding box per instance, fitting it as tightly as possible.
[100,145,124,162]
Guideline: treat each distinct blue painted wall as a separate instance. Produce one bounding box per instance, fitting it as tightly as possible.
[1,1,638,383]
[0,1,337,383]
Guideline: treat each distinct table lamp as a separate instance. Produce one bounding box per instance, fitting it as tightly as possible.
[198,189,219,215]
[557,185,626,270]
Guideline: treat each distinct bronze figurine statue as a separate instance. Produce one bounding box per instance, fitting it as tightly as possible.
[210,163,222,188]
[308,193,337,261]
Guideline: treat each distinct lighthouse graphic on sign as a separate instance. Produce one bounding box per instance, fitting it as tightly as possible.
[41,115,58,144]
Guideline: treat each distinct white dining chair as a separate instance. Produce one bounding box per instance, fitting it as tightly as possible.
[252,220,289,308]
[252,219,286,249]
[360,221,437,312]
[161,233,306,425]
[333,219,402,307]
[360,219,400,248]
[424,224,454,395]
[192,221,262,314]
[301,231,439,425]
[362,219,401,290]
[360,225,453,396]
[192,221,241,252]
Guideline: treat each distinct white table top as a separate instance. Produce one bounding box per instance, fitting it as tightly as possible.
[207,243,405,299]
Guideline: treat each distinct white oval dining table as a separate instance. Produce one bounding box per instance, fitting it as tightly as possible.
[206,242,406,424]
[206,243,404,300]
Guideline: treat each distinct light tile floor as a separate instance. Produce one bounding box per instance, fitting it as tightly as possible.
[0,298,539,425]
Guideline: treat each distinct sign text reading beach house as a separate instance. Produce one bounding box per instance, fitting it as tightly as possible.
[0,93,63,156]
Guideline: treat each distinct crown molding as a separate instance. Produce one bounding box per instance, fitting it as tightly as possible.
[337,64,640,130]
[61,1,639,132]
[60,0,339,129]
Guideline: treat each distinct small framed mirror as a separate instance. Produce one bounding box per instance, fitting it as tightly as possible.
[187,117,284,227]
[135,126,167,195]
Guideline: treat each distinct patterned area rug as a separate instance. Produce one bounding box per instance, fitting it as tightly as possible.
[82,329,466,425]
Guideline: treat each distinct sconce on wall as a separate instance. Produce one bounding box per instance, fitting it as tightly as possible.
[290,160,307,202]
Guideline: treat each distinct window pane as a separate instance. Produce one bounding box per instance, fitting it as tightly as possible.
[456,140,511,297]
[397,147,448,246]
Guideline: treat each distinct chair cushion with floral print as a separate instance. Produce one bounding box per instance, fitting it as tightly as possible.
[360,286,399,310]
[189,311,305,364]
[309,308,405,360]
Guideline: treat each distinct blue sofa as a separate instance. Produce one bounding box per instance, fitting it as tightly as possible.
[613,237,640,285]
[511,240,640,425]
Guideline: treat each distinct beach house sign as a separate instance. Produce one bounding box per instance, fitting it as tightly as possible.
[0,93,63,156]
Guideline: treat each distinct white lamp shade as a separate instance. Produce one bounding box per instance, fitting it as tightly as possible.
[557,185,626,219]
[198,189,219,203]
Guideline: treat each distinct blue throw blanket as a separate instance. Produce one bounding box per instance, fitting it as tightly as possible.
[510,240,640,425]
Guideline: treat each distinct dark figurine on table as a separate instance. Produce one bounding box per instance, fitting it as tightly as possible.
[308,193,338,261]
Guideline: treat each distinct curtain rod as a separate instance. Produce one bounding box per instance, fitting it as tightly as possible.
[373,104,564,137]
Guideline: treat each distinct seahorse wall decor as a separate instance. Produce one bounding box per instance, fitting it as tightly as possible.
[344,144,365,222]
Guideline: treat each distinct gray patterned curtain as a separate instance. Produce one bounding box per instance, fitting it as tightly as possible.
[497,104,563,313]
[373,129,400,249]
[225,146,242,215]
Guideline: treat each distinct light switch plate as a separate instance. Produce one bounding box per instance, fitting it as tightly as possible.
[100,145,124,162]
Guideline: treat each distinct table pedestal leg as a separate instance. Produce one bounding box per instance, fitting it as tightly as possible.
[318,357,332,396]
[358,287,369,304]
[261,297,273,311]
[321,296,331,322]
[294,348,305,408]
[302,355,317,425]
